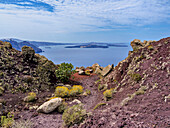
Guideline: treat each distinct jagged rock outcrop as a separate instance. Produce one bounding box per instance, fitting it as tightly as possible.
[76,63,113,77]
[130,39,156,51]
[100,64,113,76]
[0,40,56,92]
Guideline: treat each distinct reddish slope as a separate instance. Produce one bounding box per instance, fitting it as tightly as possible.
[79,37,170,128]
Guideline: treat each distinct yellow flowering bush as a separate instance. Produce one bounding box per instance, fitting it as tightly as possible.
[55,86,69,98]
[103,89,113,100]
[85,70,90,76]
[69,85,83,97]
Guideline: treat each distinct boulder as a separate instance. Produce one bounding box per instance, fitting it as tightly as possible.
[70,99,82,105]
[37,98,63,113]
[88,69,93,73]
[57,83,64,86]
[94,67,102,74]
[75,69,82,72]
[101,64,113,76]
[79,70,85,75]
[69,99,82,106]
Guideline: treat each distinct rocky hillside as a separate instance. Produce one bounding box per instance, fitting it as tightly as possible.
[80,37,170,128]
[0,37,169,128]
[0,40,56,93]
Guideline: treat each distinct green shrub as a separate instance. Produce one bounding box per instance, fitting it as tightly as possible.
[130,73,142,82]
[55,63,75,83]
[69,85,83,97]
[1,112,14,128]
[62,104,87,127]
[55,86,69,98]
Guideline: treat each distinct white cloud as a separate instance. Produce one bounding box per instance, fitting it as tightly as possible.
[0,0,169,35]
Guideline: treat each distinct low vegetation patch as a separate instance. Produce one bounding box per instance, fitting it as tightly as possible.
[0,87,4,96]
[98,84,108,91]
[62,104,87,127]
[93,103,106,110]
[1,112,14,128]
[130,73,142,82]
[24,92,36,102]
[95,79,101,84]
[121,86,148,106]
[85,89,91,95]
[103,89,113,101]
[135,86,148,95]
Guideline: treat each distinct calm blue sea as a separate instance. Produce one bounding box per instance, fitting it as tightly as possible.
[39,44,132,68]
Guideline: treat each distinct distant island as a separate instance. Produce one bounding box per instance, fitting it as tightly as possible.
[65,44,109,48]
[65,42,128,48]
[1,38,128,53]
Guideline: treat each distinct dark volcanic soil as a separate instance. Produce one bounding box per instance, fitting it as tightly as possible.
[1,75,102,128]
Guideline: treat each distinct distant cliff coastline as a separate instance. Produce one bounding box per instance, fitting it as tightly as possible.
[1,38,43,53]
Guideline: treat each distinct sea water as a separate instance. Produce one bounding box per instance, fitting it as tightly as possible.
[39,44,132,68]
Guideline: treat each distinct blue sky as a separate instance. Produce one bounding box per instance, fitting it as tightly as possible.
[0,0,169,43]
